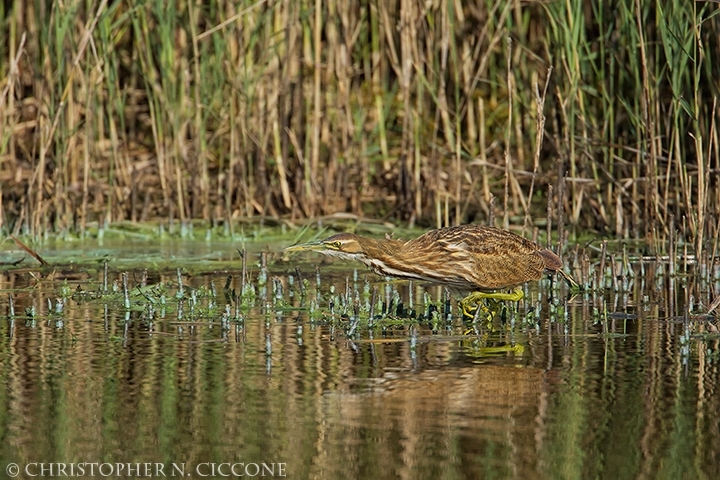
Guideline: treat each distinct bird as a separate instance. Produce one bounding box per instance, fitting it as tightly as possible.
[284,224,578,317]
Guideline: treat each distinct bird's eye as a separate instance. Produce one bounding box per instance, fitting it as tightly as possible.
[332,241,343,249]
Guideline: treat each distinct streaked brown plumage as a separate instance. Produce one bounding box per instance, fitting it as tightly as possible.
[285,224,577,315]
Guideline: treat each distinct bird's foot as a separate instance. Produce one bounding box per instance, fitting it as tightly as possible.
[459,288,524,319]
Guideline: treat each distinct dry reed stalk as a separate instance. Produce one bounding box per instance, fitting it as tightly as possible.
[399,0,415,221]
[188,1,209,219]
[556,173,566,255]
[310,0,323,215]
[240,248,247,297]
[546,184,553,249]
[443,193,450,228]
[488,194,495,228]
[613,189,622,237]
[695,97,716,262]
[437,1,454,152]
[609,249,618,289]
[371,2,389,171]
[273,118,292,209]
[225,97,236,230]
[121,272,130,309]
[523,67,552,236]
[502,36,513,230]
[581,250,590,288]
[479,98,491,207]
[669,215,676,276]
[599,239,608,289]
[635,0,661,241]
[413,82,422,225]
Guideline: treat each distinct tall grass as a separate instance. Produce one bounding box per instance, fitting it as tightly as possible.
[1,0,718,253]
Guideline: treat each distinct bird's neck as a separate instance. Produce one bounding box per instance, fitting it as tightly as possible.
[357,237,413,276]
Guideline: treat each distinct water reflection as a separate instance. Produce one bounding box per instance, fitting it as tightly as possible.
[0,253,719,479]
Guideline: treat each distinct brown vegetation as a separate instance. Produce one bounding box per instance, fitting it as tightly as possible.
[1,0,719,254]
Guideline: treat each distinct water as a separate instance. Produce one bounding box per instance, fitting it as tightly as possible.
[1,238,719,479]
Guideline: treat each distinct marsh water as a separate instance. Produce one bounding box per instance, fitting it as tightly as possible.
[1,236,719,479]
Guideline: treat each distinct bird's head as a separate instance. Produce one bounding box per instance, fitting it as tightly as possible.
[284,233,368,261]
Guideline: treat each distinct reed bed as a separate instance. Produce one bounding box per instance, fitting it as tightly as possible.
[1,0,719,255]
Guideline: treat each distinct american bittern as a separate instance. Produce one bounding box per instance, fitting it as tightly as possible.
[285,224,578,317]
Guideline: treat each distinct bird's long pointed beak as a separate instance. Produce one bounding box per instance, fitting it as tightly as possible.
[284,241,326,253]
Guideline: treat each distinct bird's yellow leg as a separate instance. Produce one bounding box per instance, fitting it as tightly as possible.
[460,288,524,318]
